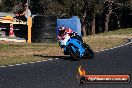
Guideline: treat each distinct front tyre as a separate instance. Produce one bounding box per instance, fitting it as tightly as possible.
[67,45,80,61]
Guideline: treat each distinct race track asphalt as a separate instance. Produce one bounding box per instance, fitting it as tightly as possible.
[0,43,132,88]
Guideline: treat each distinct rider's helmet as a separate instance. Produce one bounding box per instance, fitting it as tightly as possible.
[58,25,66,36]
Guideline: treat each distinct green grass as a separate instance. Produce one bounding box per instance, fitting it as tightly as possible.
[98,28,132,36]
[0,43,62,66]
[83,37,126,51]
[83,28,132,51]
[0,28,131,66]
[0,44,9,49]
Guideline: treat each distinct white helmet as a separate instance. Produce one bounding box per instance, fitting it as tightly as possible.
[58,26,66,35]
[59,26,65,31]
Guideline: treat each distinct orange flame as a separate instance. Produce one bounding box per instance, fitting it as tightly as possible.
[78,66,86,76]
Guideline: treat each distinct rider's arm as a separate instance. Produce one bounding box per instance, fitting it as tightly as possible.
[58,35,61,40]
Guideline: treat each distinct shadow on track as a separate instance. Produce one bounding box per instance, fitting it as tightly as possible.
[33,54,94,61]
[33,54,77,61]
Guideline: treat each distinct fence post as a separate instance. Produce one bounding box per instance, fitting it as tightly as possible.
[27,16,32,44]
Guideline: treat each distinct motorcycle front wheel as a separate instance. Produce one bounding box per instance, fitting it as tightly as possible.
[67,45,81,61]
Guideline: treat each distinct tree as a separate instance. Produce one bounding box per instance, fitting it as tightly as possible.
[103,0,113,32]
[81,0,103,35]
[0,0,131,34]
[31,0,65,16]
[0,0,24,12]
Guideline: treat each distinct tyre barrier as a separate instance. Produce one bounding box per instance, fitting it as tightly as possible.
[32,16,57,43]
[33,16,57,21]
[33,21,57,28]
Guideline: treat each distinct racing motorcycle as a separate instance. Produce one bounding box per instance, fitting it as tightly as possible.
[59,33,94,61]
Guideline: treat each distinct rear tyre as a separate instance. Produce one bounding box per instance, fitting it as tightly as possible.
[83,42,94,59]
[87,47,94,59]
[67,45,80,61]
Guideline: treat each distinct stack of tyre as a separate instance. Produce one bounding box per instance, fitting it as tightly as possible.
[32,16,57,43]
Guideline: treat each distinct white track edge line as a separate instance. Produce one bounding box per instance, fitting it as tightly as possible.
[95,41,132,53]
[0,40,131,68]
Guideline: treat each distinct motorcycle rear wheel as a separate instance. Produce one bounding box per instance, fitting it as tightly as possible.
[83,43,94,59]
[86,47,94,59]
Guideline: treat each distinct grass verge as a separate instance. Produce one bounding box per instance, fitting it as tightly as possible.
[0,28,131,66]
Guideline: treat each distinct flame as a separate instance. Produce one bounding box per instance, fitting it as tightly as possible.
[78,66,86,76]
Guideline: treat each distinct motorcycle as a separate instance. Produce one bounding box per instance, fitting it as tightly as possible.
[59,33,94,61]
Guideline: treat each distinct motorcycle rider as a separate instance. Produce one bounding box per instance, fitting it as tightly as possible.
[58,25,86,55]
[58,25,83,42]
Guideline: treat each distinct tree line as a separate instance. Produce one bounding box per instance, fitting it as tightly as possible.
[0,0,132,36]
